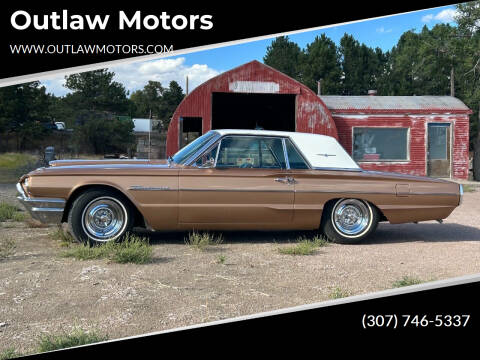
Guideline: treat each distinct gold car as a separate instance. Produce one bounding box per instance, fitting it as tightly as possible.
[17,130,462,244]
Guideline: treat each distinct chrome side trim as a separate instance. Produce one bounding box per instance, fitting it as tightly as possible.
[295,189,393,195]
[179,188,292,193]
[16,183,65,224]
[295,189,458,196]
[129,185,172,191]
[409,192,458,196]
[312,167,363,172]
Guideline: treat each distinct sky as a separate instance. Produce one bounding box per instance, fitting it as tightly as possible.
[41,5,460,97]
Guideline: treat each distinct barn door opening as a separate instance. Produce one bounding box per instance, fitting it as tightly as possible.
[179,117,202,148]
[427,123,451,178]
[211,93,296,131]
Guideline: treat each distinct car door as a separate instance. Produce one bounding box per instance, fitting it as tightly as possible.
[178,135,294,229]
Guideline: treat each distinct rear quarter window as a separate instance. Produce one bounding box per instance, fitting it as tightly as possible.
[286,140,309,169]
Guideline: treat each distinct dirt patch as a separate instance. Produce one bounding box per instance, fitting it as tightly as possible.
[1,189,480,354]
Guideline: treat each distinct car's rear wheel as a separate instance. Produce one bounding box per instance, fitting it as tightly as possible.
[68,189,133,245]
[322,198,379,244]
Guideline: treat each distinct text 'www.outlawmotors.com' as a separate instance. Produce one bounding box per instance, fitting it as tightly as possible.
[9,44,174,55]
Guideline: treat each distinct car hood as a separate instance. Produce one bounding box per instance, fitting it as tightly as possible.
[48,159,169,167]
[26,159,180,177]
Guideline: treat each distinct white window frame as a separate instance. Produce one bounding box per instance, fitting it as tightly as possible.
[351,126,410,162]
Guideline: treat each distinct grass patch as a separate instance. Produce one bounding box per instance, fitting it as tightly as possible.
[0,348,19,360]
[0,202,25,222]
[50,225,75,246]
[61,233,153,264]
[185,231,223,251]
[0,237,16,260]
[329,287,351,299]
[462,184,477,193]
[217,255,226,264]
[277,235,328,256]
[392,276,423,288]
[37,328,108,352]
[0,153,39,183]
[0,153,36,169]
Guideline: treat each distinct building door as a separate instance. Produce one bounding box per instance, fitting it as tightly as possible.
[427,123,451,178]
[179,117,202,149]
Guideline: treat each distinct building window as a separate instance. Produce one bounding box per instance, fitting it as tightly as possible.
[353,127,408,161]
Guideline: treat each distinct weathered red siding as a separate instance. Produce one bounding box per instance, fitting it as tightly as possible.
[166,61,471,180]
[166,60,337,155]
[334,114,470,179]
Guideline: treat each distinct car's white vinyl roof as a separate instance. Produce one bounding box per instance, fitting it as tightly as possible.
[213,129,360,170]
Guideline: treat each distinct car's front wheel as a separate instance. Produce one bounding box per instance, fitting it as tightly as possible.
[68,189,133,245]
[322,198,379,244]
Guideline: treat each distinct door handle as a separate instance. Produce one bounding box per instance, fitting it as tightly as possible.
[275,177,296,185]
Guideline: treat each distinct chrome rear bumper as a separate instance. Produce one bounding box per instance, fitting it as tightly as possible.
[16,183,65,224]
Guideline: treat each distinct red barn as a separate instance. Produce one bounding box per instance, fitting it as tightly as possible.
[166,60,337,155]
[320,95,471,179]
[166,60,471,179]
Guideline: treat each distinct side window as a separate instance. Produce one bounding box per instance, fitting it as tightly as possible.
[217,137,259,168]
[260,138,286,169]
[194,144,218,167]
[286,140,309,169]
[216,137,286,169]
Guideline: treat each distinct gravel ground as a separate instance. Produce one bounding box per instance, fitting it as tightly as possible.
[0,185,479,354]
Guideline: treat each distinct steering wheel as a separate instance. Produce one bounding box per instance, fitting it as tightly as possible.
[240,163,253,168]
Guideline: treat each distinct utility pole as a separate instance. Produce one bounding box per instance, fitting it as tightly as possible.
[148,109,152,160]
[186,76,189,95]
[317,79,322,96]
[450,67,455,97]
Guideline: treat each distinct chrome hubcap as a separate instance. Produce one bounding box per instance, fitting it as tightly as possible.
[333,199,371,236]
[82,197,126,241]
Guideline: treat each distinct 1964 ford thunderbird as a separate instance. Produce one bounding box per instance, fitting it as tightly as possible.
[16,129,463,244]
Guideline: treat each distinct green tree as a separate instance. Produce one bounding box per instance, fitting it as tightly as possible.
[74,111,134,154]
[456,1,480,35]
[61,69,133,154]
[158,81,184,128]
[130,80,164,119]
[263,36,304,80]
[378,24,467,96]
[0,81,50,150]
[130,80,183,130]
[64,69,129,113]
[301,34,342,94]
[340,34,388,95]
[455,0,480,178]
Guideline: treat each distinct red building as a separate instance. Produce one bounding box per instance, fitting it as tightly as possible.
[320,96,472,179]
[167,60,471,179]
[166,60,337,155]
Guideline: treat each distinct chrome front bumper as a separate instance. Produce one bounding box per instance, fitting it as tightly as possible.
[16,183,66,224]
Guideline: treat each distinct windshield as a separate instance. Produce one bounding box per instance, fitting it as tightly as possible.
[172,131,218,164]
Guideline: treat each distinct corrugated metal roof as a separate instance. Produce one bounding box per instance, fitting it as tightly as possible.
[319,96,471,113]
